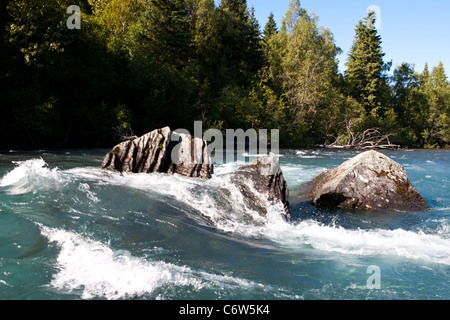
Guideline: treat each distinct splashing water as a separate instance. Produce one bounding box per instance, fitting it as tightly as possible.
[0,149,449,300]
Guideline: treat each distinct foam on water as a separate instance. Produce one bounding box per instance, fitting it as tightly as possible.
[263,213,450,266]
[0,158,62,195]
[67,164,274,235]
[211,160,247,175]
[40,225,264,300]
[296,150,322,159]
[70,163,450,266]
[78,183,100,203]
[3,158,450,272]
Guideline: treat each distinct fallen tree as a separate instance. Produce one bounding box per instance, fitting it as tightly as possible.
[322,124,400,150]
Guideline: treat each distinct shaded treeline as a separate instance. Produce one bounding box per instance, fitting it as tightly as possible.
[0,0,449,149]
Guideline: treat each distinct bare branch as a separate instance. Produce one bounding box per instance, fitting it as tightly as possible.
[324,125,400,150]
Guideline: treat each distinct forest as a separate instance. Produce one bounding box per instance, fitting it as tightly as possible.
[0,0,449,149]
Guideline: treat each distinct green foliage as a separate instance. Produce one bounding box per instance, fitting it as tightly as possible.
[345,11,391,115]
[263,12,277,39]
[262,0,348,146]
[0,0,448,149]
[421,62,450,147]
[390,63,428,146]
[1,0,127,146]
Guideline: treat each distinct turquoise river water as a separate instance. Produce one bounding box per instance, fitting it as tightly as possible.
[0,149,449,300]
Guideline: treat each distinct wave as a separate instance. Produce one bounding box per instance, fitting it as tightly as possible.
[40,225,267,300]
[295,150,322,159]
[0,158,62,195]
[241,152,284,158]
[264,216,450,265]
[3,158,450,267]
[65,161,285,235]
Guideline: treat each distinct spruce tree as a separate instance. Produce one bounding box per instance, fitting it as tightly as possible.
[212,0,264,127]
[140,0,193,68]
[263,12,278,39]
[126,0,196,131]
[423,62,450,147]
[421,63,430,83]
[346,11,389,116]
[216,0,263,86]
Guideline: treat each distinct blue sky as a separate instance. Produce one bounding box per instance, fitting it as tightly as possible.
[247,0,450,76]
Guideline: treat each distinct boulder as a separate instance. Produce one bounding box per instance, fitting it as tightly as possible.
[307,150,428,211]
[101,127,213,179]
[228,153,291,221]
[101,129,290,221]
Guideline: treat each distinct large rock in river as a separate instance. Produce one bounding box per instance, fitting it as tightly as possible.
[228,153,291,222]
[101,128,290,221]
[307,150,428,211]
[101,127,213,179]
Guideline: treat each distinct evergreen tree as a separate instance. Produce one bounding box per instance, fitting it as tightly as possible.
[3,0,122,147]
[422,62,450,147]
[210,0,264,128]
[187,0,221,122]
[346,11,390,116]
[126,0,197,132]
[421,63,430,83]
[263,12,278,39]
[392,63,419,126]
[216,0,263,86]
[391,63,429,146]
[139,0,193,68]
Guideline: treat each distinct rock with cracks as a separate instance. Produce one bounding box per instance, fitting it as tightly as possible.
[228,153,291,222]
[101,129,290,221]
[307,150,428,211]
[101,127,213,179]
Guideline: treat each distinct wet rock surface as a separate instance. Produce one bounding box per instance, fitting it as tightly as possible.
[101,129,290,220]
[228,153,291,221]
[307,150,428,211]
[101,127,213,179]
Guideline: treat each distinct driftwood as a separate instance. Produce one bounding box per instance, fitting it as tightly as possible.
[324,127,400,150]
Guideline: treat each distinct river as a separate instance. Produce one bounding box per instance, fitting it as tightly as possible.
[0,148,448,299]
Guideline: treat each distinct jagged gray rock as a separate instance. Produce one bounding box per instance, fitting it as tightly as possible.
[101,127,213,179]
[307,150,428,211]
[101,129,290,221]
[228,153,291,221]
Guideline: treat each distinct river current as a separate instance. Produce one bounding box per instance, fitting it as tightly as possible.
[0,149,448,300]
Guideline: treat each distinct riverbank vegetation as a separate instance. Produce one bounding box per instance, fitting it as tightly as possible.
[1,0,449,149]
